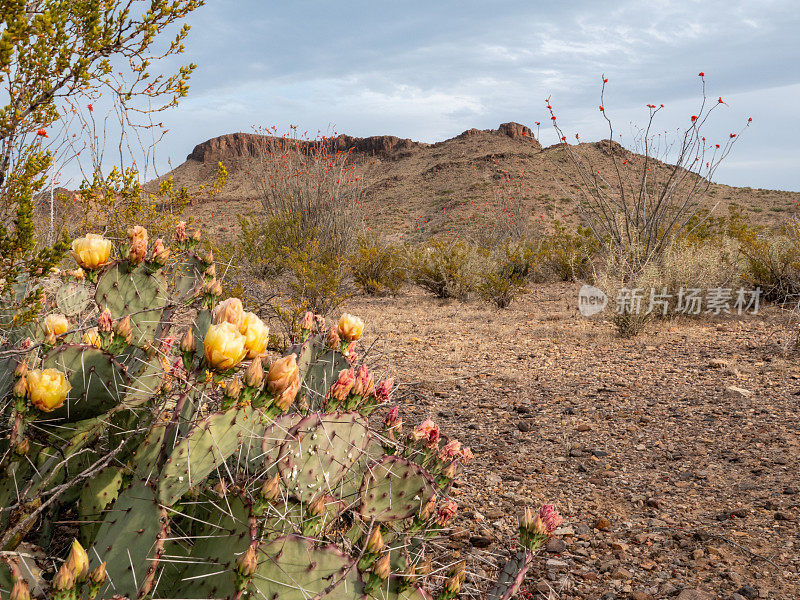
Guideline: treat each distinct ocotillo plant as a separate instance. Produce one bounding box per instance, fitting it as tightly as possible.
[0,224,560,599]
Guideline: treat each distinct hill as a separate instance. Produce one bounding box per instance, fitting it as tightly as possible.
[161,123,800,242]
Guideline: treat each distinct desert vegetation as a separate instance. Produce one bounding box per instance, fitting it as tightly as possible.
[2,2,800,600]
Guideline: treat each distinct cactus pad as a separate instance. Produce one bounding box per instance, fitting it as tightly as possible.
[292,336,351,409]
[158,406,273,505]
[41,344,130,421]
[55,281,93,316]
[359,455,437,523]
[78,466,123,543]
[277,411,370,503]
[95,262,168,344]
[487,550,534,600]
[174,496,252,599]
[90,481,168,600]
[250,535,364,600]
[258,412,304,479]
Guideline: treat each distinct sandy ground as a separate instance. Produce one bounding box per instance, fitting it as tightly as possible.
[338,282,800,600]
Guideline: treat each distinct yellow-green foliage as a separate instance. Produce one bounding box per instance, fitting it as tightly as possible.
[349,235,407,296]
[735,219,800,303]
[537,221,597,281]
[478,242,534,308]
[408,238,479,300]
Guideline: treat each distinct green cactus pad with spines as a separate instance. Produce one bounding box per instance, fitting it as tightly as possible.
[359,455,437,523]
[132,416,169,479]
[90,481,168,600]
[191,308,211,356]
[95,262,168,344]
[0,354,16,401]
[41,344,130,421]
[175,496,252,599]
[78,465,123,543]
[123,355,165,406]
[258,412,304,478]
[158,406,273,505]
[291,336,351,409]
[55,281,93,316]
[171,253,205,301]
[250,535,364,600]
[370,580,433,600]
[277,411,370,504]
[487,549,534,600]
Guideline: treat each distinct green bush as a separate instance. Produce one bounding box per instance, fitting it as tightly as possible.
[537,221,597,281]
[478,242,533,308]
[408,238,479,300]
[349,234,407,296]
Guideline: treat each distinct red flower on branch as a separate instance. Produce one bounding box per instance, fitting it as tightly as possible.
[698,72,705,77]
[690,115,698,122]
[599,106,604,111]
[36,129,47,137]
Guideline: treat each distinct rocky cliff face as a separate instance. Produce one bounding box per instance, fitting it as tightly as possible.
[186,132,428,164]
[186,123,542,164]
[454,122,541,148]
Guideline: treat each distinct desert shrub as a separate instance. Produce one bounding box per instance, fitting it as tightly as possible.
[735,220,800,303]
[407,238,480,300]
[537,221,597,281]
[595,237,743,336]
[349,234,408,296]
[0,225,561,599]
[478,241,534,308]
[229,213,351,338]
[246,128,365,259]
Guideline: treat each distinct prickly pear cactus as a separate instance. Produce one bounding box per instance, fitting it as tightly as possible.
[0,225,560,600]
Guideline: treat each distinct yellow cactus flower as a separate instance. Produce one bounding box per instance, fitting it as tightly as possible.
[266,354,299,397]
[65,538,89,581]
[240,311,269,359]
[26,368,71,412]
[127,225,148,265]
[203,322,247,371]
[212,297,244,329]
[82,327,101,348]
[71,233,112,270]
[336,313,364,342]
[44,313,69,337]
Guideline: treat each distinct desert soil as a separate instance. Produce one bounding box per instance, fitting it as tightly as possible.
[342,283,799,600]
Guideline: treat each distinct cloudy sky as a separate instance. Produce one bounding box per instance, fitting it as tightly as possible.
[151,0,799,191]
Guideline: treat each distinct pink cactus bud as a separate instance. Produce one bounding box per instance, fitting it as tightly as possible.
[383,406,402,432]
[344,341,358,364]
[97,309,113,333]
[460,446,474,463]
[175,220,187,242]
[436,500,458,526]
[418,496,437,521]
[300,311,315,331]
[325,326,340,348]
[412,419,440,449]
[236,545,258,576]
[375,378,394,403]
[538,504,563,534]
[352,364,374,397]
[438,439,462,461]
[327,368,356,403]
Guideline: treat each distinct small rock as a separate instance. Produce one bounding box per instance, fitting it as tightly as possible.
[595,517,611,531]
[469,534,493,548]
[611,541,629,552]
[677,590,714,600]
[691,549,704,560]
[630,592,652,600]
[546,538,567,553]
[736,585,759,600]
[576,423,592,432]
[516,420,531,432]
[724,386,752,398]
[592,449,609,457]
[646,498,660,509]
[659,582,679,597]
[708,358,729,368]
[546,558,568,569]
[611,567,632,580]
[783,486,798,495]
[774,511,792,521]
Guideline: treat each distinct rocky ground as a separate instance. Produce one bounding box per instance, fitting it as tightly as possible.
[343,283,800,600]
